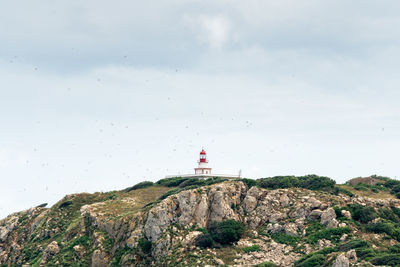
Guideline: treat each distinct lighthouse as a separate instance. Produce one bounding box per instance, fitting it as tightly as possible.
[194,149,212,175]
[164,148,241,179]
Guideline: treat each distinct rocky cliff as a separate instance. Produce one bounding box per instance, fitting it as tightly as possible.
[1,177,400,266]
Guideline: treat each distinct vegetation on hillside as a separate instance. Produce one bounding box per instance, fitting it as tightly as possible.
[2,174,400,266]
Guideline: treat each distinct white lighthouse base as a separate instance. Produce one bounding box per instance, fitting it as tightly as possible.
[164,173,241,179]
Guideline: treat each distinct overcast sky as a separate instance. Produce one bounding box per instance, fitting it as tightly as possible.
[1,0,400,218]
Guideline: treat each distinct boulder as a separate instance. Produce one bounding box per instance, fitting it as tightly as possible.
[279,194,290,206]
[308,209,323,220]
[346,249,357,263]
[40,241,60,266]
[307,197,322,209]
[321,208,337,228]
[243,195,258,213]
[332,253,349,267]
[91,249,110,267]
[341,210,352,220]
[318,239,332,250]
[284,223,298,236]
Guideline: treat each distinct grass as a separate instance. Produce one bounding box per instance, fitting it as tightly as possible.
[243,245,260,253]
[91,186,172,220]
[338,184,394,199]
[215,246,241,265]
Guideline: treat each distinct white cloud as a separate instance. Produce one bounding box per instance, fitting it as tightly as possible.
[185,14,232,48]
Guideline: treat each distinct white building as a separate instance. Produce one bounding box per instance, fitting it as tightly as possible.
[165,149,241,179]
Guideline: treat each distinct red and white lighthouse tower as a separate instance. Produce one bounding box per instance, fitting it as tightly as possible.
[194,149,212,175]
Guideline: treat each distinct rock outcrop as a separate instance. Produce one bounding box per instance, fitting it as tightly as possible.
[0,180,399,266]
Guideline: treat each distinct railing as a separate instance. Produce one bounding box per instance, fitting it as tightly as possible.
[164,173,241,179]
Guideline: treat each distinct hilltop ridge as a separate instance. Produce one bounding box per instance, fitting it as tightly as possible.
[1,175,400,266]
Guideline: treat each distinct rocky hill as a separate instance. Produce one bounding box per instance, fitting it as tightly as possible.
[1,175,400,266]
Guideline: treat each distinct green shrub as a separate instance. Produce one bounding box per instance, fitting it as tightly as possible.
[295,254,325,267]
[258,176,301,189]
[305,222,325,236]
[370,254,400,266]
[355,247,376,259]
[354,183,369,191]
[379,177,400,198]
[243,245,260,253]
[209,220,244,245]
[156,177,189,187]
[102,234,114,252]
[346,204,377,223]
[366,221,394,234]
[270,233,300,247]
[196,227,208,234]
[391,184,400,193]
[255,262,277,267]
[105,193,117,200]
[384,179,400,188]
[204,177,228,185]
[392,206,400,218]
[71,235,91,247]
[335,187,354,197]
[35,203,48,208]
[379,208,400,223]
[301,175,336,191]
[178,178,206,188]
[124,181,154,192]
[391,229,400,241]
[138,238,152,254]
[158,188,182,200]
[58,200,73,209]
[306,227,350,244]
[365,222,400,241]
[389,244,400,253]
[111,246,131,266]
[333,206,344,219]
[22,246,41,263]
[338,239,369,252]
[194,233,213,248]
[241,178,257,188]
[257,175,335,193]
[158,185,202,200]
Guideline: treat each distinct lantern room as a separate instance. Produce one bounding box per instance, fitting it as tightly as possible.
[199,149,208,163]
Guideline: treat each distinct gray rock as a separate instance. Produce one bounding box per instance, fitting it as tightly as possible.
[289,207,307,219]
[0,216,18,242]
[269,212,287,223]
[340,233,348,241]
[332,253,349,267]
[341,210,352,219]
[321,208,337,228]
[307,197,322,209]
[280,194,290,206]
[268,223,284,234]
[91,249,109,267]
[346,249,357,262]
[40,241,59,266]
[284,223,298,236]
[318,239,332,249]
[243,195,257,213]
[327,218,339,228]
[308,209,323,220]
[144,182,245,242]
